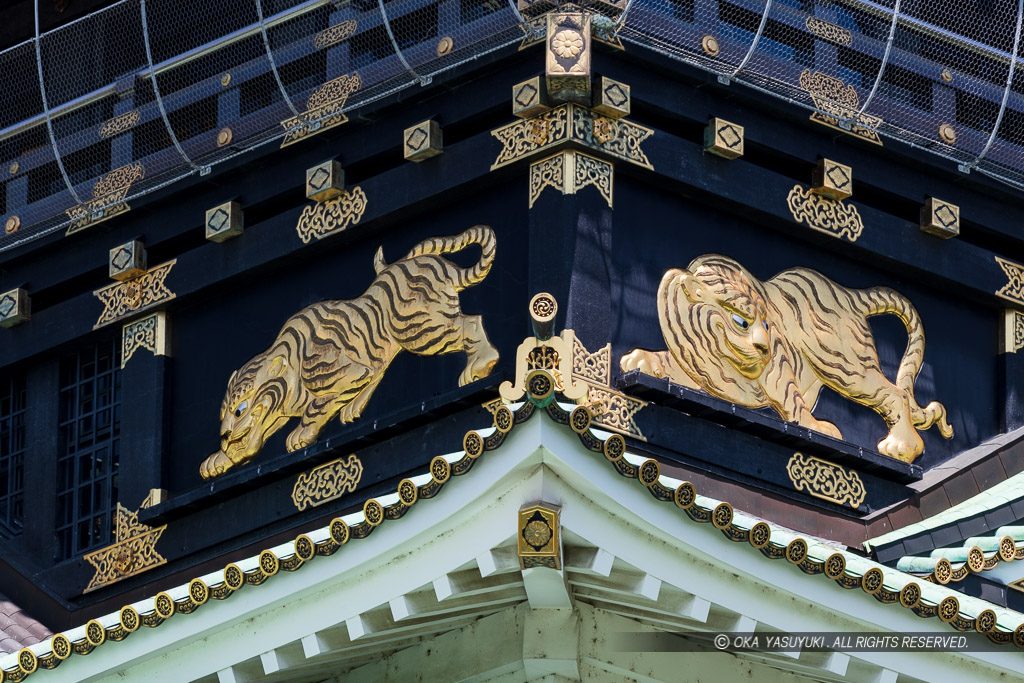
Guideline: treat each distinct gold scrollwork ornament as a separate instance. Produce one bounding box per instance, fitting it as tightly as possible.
[787,452,866,508]
[292,454,364,510]
[295,186,368,243]
[787,184,864,243]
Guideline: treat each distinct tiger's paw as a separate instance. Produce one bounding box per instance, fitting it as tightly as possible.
[620,349,667,378]
[286,424,321,452]
[459,345,500,387]
[200,451,233,480]
[877,427,924,462]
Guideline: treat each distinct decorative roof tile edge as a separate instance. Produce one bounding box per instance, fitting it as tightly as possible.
[4,392,1023,681]
[865,432,1024,552]
[895,529,1024,585]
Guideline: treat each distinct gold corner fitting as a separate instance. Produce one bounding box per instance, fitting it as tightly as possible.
[83,503,168,593]
[93,260,176,329]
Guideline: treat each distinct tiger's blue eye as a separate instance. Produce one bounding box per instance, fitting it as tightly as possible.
[731,313,749,330]
[234,400,248,417]
[763,320,769,331]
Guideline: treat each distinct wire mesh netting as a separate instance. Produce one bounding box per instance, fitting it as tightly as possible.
[619,0,1024,194]
[0,0,529,251]
[5,1,1024,252]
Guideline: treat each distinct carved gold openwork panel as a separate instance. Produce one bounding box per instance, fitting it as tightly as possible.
[83,503,167,593]
[799,70,882,146]
[572,337,646,440]
[93,260,176,329]
[996,256,1024,306]
[201,226,499,479]
[1002,310,1024,354]
[787,452,866,509]
[121,312,169,368]
[292,454,364,511]
[98,110,140,139]
[314,20,357,49]
[280,73,361,148]
[528,150,613,208]
[491,103,653,170]
[787,184,864,242]
[621,255,952,462]
[295,187,368,243]
[66,163,145,235]
[805,17,852,45]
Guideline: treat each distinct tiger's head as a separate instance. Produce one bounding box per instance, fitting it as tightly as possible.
[659,255,773,397]
[201,350,295,480]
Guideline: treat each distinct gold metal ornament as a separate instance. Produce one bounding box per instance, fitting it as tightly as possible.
[83,503,168,593]
[295,187,367,243]
[704,117,743,159]
[0,288,30,328]
[528,149,613,208]
[221,73,232,87]
[93,260,176,329]
[491,103,653,170]
[200,226,499,479]
[4,215,20,234]
[8,161,18,175]
[109,240,147,281]
[518,502,561,570]
[811,159,852,200]
[404,120,443,162]
[996,256,1024,306]
[206,201,243,242]
[701,35,720,56]
[280,73,361,148]
[306,160,345,202]
[592,76,631,120]
[620,255,953,462]
[920,197,959,238]
[314,20,357,49]
[941,68,954,83]
[121,312,169,368]
[66,163,145,234]
[938,123,957,144]
[512,77,551,119]
[216,127,233,147]
[805,16,852,45]
[1001,310,1024,354]
[787,184,864,242]
[545,11,591,104]
[98,110,140,139]
[799,70,883,145]
[786,452,866,509]
[291,454,363,510]
[572,337,646,439]
[436,35,453,56]
[500,293,588,404]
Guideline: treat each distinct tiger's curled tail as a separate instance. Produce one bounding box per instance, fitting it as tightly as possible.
[373,224,496,291]
[859,286,954,439]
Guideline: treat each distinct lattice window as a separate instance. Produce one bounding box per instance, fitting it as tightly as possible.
[0,375,26,534]
[55,339,121,561]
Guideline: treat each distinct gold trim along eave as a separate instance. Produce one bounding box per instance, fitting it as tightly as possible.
[6,395,1023,681]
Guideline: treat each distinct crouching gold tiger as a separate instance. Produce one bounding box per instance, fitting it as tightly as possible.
[621,255,952,462]
[200,226,500,479]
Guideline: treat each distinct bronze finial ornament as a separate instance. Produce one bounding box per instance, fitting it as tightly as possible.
[201,226,500,479]
[621,255,952,462]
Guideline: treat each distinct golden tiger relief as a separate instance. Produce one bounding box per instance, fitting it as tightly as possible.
[621,255,952,462]
[200,226,500,479]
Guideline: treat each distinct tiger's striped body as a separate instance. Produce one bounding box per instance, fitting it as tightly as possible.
[621,254,952,462]
[200,226,499,479]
